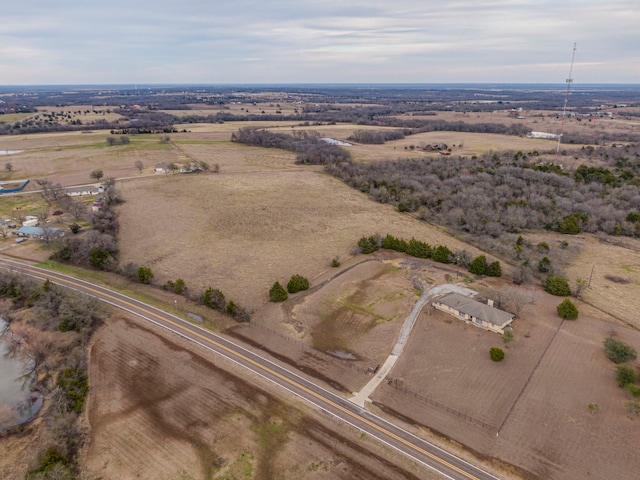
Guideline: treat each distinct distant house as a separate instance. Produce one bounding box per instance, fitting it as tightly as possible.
[154,162,172,174]
[67,184,103,197]
[432,292,514,334]
[91,199,103,212]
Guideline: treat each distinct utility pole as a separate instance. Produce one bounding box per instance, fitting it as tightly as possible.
[555,43,577,161]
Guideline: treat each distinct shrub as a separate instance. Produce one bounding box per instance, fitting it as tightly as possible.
[69,223,81,234]
[331,257,341,268]
[165,278,186,295]
[269,282,288,302]
[538,256,551,273]
[556,299,579,320]
[432,245,453,263]
[544,276,571,296]
[469,255,486,275]
[57,368,89,414]
[406,238,431,258]
[203,287,226,311]
[604,337,637,364]
[616,364,638,387]
[137,266,154,284]
[490,347,505,362]
[226,300,237,317]
[357,235,379,254]
[486,261,502,277]
[287,274,310,294]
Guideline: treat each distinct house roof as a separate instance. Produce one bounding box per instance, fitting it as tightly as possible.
[435,292,514,327]
[16,226,62,236]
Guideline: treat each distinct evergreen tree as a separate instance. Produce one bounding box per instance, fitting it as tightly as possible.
[269,282,288,302]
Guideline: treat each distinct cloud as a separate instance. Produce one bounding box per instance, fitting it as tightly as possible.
[0,0,637,83]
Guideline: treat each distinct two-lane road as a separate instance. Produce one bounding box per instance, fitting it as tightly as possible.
[0,258,501,480]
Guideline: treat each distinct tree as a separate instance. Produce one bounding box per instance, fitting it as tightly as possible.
[89,246,110,269]
[490,347,505,362]
[5,162,13,172]
[69,223,81,234]
[358,235,379,254]
[269,282,288,302]
[287,274,310,294]
[90,169,104,182]
[66,200,86,220]
[616,364,638,387]
[506,287,535,318]
[502,330,514,345]
[557,299,579,320]
[604,337,637,364]
[203,287,226,311]
[134,160,144,173]
[544,276,571,296]
[137,266,154,284]
[573,278,587,299]
[469,255,486,275]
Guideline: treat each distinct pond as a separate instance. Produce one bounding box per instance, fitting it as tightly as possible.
[0,320,42,431]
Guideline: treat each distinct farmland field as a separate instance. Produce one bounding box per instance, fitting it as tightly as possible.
[1,100,640,480]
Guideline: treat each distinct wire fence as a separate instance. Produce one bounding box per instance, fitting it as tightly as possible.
[381,379,498,432]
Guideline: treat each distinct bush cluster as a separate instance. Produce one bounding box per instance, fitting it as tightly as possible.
[359,233,501,276]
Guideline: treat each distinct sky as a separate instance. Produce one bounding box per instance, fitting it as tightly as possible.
[1,0,638,85]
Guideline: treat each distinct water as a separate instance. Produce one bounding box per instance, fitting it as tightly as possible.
[0,320,43,430]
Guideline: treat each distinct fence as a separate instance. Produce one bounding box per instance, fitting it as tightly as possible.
[381,379,498,432]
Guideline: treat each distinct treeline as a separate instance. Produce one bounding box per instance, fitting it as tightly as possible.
[357,233,502,277]
[51,179,123,270]
[347,129,405,144]
[0,273,102,478]
[231,127,352,165]
[325,149,640,239]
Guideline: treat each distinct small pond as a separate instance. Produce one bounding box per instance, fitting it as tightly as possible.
[0,320,42,431]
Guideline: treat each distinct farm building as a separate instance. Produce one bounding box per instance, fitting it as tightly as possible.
[432,292,514,334]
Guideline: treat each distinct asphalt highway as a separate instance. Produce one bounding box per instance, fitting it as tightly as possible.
[0,258,501,480]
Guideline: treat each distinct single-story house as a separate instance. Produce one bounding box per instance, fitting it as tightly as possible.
[22,216,38,227]
[432,292,514,334]
[14,225,64,239]
[154,162,172,174]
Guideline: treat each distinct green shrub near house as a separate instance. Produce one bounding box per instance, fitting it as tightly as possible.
[490,347,505,362]
[557,299,579,320]
[544,276,571,296]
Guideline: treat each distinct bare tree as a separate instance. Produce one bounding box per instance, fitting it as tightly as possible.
[5,162,13,172]
[66,200,86,220]
[134,160,144,173]
[90,169,104,182]
[506,287,536,318]
[50,183,66,200]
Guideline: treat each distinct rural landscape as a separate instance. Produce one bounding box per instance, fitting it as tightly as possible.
[1,83,640,480]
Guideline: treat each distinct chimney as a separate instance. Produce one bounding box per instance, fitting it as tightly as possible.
[487,299,494,308]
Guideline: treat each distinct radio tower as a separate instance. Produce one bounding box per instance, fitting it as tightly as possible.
[555,43,577,160]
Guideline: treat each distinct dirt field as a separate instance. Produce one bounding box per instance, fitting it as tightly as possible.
[372,285,640,480]
[83,315,433,480]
